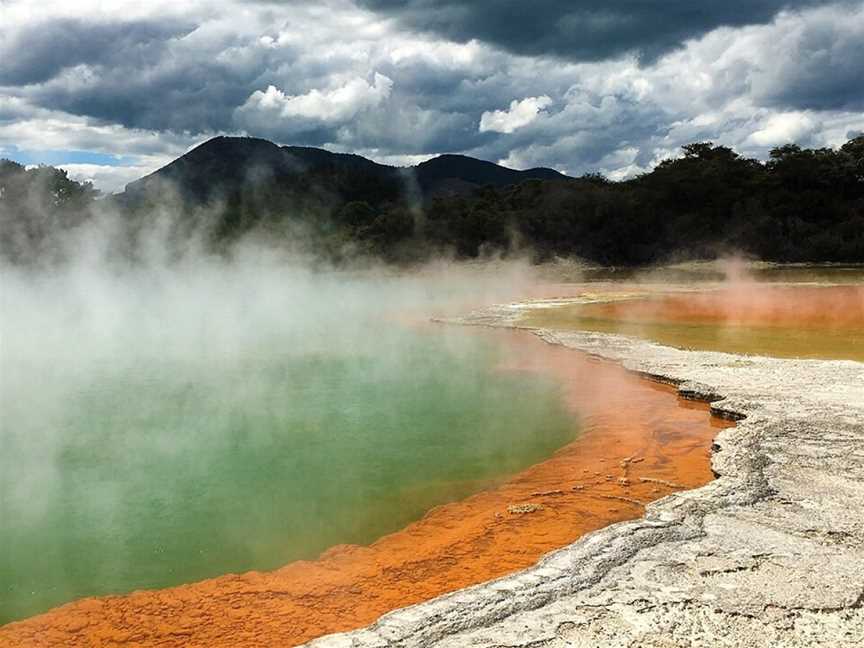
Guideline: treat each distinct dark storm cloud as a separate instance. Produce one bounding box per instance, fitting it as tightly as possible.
[0,18,196,86]
[357,0,828,62]
[5,0,860,144]
[0,12,295,133]
[32,61,263,133]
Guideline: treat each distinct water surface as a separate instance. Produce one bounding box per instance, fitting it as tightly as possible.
[0,269,578,624]
[0,329,732,647]
[522,284,864,361]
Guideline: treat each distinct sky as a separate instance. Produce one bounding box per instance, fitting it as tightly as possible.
[1,0,863,193]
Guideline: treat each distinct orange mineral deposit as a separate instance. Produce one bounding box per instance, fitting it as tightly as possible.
[0,329,732,647]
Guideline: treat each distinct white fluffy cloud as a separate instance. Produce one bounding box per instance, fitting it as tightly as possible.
[0,101,193,158]
[238,73,394,125]
[747,112,818,147]
[479,96,552,133]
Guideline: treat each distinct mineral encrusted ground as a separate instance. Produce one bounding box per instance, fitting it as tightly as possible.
[304,302,864,648]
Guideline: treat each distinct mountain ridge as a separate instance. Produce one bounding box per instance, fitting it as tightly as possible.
[121,136,568,205]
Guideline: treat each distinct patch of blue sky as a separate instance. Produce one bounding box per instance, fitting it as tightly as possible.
[0,146,135,167]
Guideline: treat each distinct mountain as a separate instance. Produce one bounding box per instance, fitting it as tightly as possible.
[119,136,568,209]
[413,154,563,195]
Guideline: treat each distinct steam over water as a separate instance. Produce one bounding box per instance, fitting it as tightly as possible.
[0,253,578,623]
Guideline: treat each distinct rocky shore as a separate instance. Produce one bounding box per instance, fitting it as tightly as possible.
[305,302,864,647]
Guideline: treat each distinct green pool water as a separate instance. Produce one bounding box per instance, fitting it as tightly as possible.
[0,288,577,624]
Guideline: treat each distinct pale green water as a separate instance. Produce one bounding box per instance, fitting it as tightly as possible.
[0,267,578,624]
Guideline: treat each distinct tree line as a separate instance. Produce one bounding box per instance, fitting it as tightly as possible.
[2,136,862,266]
[374,136,864,264]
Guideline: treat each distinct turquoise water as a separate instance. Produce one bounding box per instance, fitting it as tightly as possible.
[0,269,578,624]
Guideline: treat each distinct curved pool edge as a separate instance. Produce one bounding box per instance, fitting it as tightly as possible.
[0,321,724,647]
[303,310,864,647]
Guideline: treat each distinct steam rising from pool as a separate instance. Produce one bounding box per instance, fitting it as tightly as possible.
[0,235,581,623]
[6,210,857,626]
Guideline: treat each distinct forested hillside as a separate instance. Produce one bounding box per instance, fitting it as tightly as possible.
[2,136,862,265]
[414,139,864,264]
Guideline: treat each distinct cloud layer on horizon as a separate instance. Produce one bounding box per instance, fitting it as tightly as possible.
[1,0,863,192]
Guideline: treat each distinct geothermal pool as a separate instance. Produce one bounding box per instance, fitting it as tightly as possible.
[4,264,859,646]
[0,327,730,647]
[0,320,580,624]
